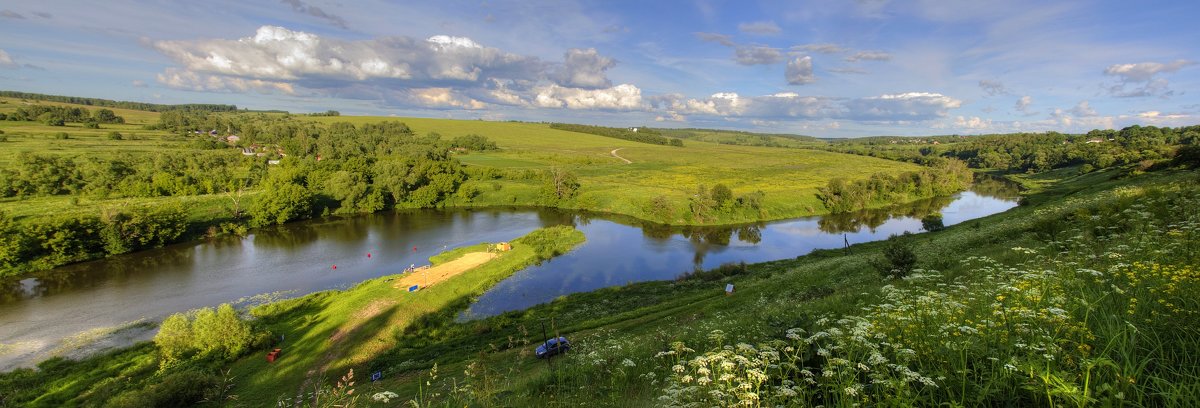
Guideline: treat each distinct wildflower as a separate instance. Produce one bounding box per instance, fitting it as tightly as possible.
[672,364,685,373]
[622,358,636,367]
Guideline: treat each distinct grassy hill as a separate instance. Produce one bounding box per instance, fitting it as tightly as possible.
[308,116,920,224]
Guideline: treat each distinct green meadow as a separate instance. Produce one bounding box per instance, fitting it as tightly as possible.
[309,115,922,224]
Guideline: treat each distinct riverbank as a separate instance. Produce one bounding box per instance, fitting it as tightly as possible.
[0,225,585,406]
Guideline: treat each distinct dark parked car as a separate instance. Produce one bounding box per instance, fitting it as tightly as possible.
[536,336,571,358]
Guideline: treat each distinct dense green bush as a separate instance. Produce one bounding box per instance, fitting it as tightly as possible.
[873,234,917,278]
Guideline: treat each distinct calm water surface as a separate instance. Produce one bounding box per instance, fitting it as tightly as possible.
[0,184,1017,370]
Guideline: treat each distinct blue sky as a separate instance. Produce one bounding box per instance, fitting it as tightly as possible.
[0,0,1196,137]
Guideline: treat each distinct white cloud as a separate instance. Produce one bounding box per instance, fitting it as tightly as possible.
[785,56,815,85]
[1015,95,1036,115]
[845,51,892,62]
[552,48,616,89]
[533,83,644,110]
[1104,60,1194,82]
[131,79,147,87]
[1104,59,1195,97]
[1068,100,1096,117]
[954,116,992,130]
[790,43,844,54]
[978,79,1008,96]
[734,45,783,65]
[153,25,544,85]
[407,87,487,109]
[694,32,735,46]
[737,21,781,35]
[156,67,296,94]
[655,111,685,122]
[0,49,14,67]
[843,92,961,121]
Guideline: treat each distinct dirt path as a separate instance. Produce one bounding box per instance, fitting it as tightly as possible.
[611,148,632,164]
[393,252,499,289]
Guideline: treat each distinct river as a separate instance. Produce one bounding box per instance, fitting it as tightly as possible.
[0,184,1017,370]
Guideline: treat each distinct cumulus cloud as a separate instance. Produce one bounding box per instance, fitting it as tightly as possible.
[655,111,686,122]
[844,51,891,62]
[955,116,992,130]
[1015,95,1036,115]
[0,10,23,19]
[1069,100,1096,117]
[694,32,735,46]
[978,79,1008,96]
[791,43,844,54]
[280,0,347,29]
[786,56,815,85]
[406,87,487,109]
[843,92,962,121]
[657,91,961,122]
[151,25,641,113]
[738,21,781,35]
[734,45,783,65]
[157,67,296,94]
[1104,59,1195,97]
[533,84,644,110]
[153,26,547,87]
[552,48,616,89]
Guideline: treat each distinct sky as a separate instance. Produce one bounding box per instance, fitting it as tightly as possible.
[0,0,1196,137]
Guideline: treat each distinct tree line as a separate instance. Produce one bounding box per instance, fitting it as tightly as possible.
[3,104,125,127]
[817,159,973,214]
[549,123,684,146]
[824,125,1200,174]
[0,90,238,112]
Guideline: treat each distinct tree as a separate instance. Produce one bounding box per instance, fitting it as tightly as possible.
[689,184,716,222]
[250,178,313,226]
[541,168,580,202]
[873,234,917,279]
[106,131,123,140]
[155,313,195,364]
[710,184,733,208]
[93,109,125,124]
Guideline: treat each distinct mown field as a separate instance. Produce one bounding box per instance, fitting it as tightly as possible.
[309,116,921,224]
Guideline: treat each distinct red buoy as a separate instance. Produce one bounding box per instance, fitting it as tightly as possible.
[332,265,337,270]
[367,253,372,258]
[413,246,417,252]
